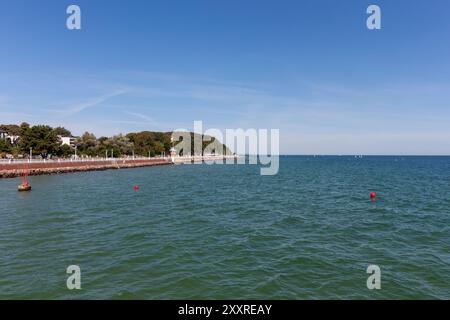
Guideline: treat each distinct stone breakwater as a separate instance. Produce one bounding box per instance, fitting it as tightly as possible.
[0,158,172,179]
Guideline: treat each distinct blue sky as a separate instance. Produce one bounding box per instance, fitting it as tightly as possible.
[1,0,450,154]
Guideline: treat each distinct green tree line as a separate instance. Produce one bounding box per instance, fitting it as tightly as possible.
[1,123,231,158]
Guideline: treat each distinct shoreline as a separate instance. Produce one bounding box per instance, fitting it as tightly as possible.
[0,155,237,179]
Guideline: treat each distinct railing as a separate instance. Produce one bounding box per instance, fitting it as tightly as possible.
[0,156,170,165]
[0,154,236,165]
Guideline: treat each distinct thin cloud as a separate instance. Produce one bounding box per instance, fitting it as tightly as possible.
[0,111,34,119]
[125,111,152,121]
[51,89,129,117]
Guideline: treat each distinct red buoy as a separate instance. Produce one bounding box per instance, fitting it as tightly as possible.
[134,185,139,190]
[370,192,376,199]
[18,164,31,192]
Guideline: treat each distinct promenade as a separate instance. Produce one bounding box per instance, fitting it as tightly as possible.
[0,155,238,178]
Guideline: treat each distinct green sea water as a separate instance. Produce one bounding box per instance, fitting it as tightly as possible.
[0,156,449,299]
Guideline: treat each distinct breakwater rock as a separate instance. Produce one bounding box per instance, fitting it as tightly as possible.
[0,158,172,179]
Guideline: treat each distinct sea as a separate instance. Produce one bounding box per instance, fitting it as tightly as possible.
[0,156,449,299]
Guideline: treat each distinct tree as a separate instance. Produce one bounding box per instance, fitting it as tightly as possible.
[126,131,172,156]
[75,132,98,156]
[0,124,20,136]
[19,122,30,135]
[54,126,72,137]
[97,136,109,157]
[152,141,165,155]
[102,134,133,157]
[19,124,59,157]
[0,138,12,153]
[56,144,73,158]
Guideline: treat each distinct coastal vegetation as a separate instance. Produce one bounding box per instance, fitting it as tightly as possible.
[0,123,231,159]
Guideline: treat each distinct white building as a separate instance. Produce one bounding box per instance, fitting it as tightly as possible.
[59,136,76,147]
[0,129,20,144]
[8,135,20,144]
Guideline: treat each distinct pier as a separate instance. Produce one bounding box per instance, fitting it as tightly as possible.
[0,155,237,178]
[0,157,171,178]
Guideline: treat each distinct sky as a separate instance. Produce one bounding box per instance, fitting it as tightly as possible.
[1,0,450,155]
